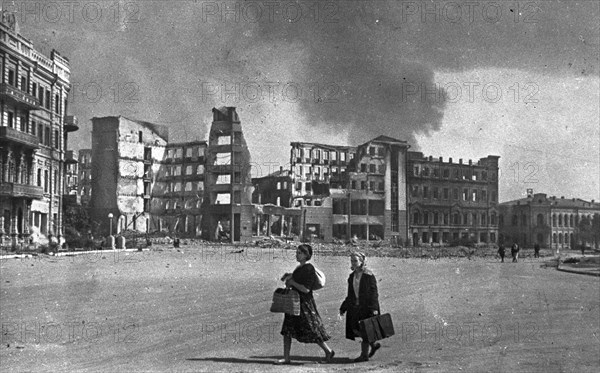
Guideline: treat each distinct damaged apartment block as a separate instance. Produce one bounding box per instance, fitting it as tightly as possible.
[201,107,254,242]
[89,116,168,235]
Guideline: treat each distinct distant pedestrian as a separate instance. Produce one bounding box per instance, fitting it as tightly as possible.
[498,245,506,262]
[511,243,520,262]
[581,244,585,255]
[534,243,540,258]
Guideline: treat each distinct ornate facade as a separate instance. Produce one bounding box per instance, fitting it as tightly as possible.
[1,16,77,246]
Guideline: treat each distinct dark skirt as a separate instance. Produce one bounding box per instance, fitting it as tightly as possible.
[346,303,371,340]
[281,291,330,343]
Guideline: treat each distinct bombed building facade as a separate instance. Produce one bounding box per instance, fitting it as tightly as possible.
[89,116,168,235]
[200,107,254,242]
[1,17,77,246]
[408,153,500,246]
[253,138,500,245]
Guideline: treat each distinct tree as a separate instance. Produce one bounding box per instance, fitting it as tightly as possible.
[577,216,595,248]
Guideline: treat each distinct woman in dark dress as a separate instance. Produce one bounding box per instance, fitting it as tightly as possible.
[340,252,381,362]
[277,244,334,364]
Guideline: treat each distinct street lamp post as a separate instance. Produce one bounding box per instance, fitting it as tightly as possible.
[108,213,114,236]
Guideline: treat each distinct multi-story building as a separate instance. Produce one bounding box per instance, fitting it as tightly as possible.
[330,136,410,241]
[77,149,92,207]
[407,152,500,246]
[252,167,293,207]
[201,107,254,242]
[89,116,168,235]
[499,192,600,250]
[254,138,501,245]
[151,141,206,235]
[1,15,77,246]
[289,142,356,206]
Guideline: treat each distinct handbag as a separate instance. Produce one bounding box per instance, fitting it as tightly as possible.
[358,313,395,343]
[270,288,300,316]
[313,266,326,290]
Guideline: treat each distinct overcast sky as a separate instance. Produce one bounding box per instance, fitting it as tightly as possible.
[7,0,599,202]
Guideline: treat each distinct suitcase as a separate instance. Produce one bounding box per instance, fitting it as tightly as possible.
[358,313,395,343]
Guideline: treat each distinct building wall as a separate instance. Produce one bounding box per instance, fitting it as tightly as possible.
[499,193,600,249]
[1,17,75,245]
[89,116,167,235]
[151,141,206,235]
[201,107,254,242]
[407,153,500,246]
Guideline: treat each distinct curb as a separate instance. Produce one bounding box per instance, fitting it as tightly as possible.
[557,265,600,277]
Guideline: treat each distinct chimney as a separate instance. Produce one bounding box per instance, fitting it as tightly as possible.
[280,166,283,173]
[561,196,564,199]
[459,159,463,164]
[449,157,453,163]
[439,156,443,162]
[468,159,472,165]
[428,156,433,161]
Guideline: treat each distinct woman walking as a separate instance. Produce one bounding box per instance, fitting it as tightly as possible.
[277,244,334,364]
[340,252,381,362]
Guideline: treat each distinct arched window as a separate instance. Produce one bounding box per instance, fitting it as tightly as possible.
[413,211,420,224]
[563,214,568,227]
[512,215,518,226]
[558,233,563,244]
[521,214,527,226]
[491,213,497,225]
[553,233,557,243]
[423,212,429,224]
[552,214,557,227]
[558,215,562,226]
[569,215,574,227]
[537,213,544,226]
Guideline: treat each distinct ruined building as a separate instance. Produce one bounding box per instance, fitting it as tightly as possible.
[201,107,254,242]
[254,138,500,245]
[89,116,168,235]
[408,153,500,246]
[1,16,77,246]
[151,141,206,235]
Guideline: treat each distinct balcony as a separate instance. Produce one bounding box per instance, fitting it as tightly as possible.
[65,150,78,164]
[0,126,40,149]
[64,115,79,132]
[0,83,40,110]
[0,182,44,199]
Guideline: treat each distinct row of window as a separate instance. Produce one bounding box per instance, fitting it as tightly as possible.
[296,165,347,179]
[165,146,206,160]
[163,181,204,193]
[505,213,595,227]
[3,113,62,149]
[412,185,497,203]
[294,147,354,162]
[5,66,66,113]
[413,210,498,226]
[412,165,495,181]
[165,164,204,177]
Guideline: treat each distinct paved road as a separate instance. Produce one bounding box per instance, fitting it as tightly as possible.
[1,247,598,372]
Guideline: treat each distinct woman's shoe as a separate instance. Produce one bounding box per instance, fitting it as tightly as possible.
[320,349,335,363]
[354,355,369,363]
[369,342,381,358]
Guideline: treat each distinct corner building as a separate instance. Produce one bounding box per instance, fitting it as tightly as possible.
[1,16,77,245]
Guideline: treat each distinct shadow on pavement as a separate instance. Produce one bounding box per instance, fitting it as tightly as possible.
[251,355,355,364]
[186,357,300,365]
[187,355,355,365]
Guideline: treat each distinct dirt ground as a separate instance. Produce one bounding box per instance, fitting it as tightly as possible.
[1,245,599,373]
